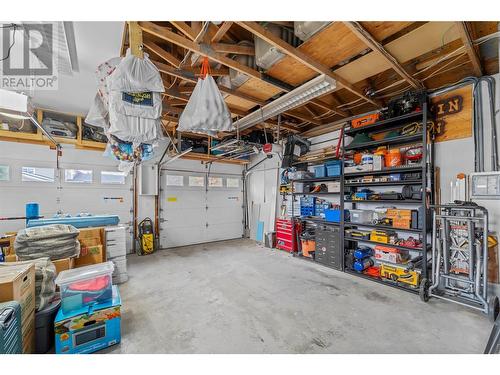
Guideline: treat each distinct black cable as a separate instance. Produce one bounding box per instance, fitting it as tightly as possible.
[0,24,18,62]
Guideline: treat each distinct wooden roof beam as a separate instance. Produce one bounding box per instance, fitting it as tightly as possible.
[455,21,482,77]
[170,21,197,40]
[140,22,328,126]
[139,21,263,80]
[144,41,181,67]
[343,22,424,90]
[127,21,144,58]
[236,21,382,108]
[154,60,266,105]
[211,42,254,55]
[211,21,234,43]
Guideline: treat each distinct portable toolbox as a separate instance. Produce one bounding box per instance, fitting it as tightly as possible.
[0,301,22,354]
[346,229,371,240]
[351,113,380,129]
[370,230,396,244]
[379,263,420,287]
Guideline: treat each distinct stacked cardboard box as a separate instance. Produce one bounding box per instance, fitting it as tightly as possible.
[76,228,105,267]
[0,263,36,353]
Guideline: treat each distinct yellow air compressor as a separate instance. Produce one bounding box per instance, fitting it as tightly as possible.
[138,217,155,255]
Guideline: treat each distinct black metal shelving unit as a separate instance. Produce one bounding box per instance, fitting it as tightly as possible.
[341,101,433,293]
[282,103,434,294]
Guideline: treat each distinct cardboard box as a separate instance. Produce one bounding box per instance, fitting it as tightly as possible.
[53,257,75,275]
[0,262,35,325]
[22,312,35,354]
[393,217,412,229]
[386,208,412,219]
[0,262,36,353]
[75,245,104,267]
[5,254,17,262]
[374,245,409,264]
[55,286,121,354]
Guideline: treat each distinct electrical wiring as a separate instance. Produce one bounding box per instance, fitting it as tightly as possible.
[422,52,468,82]
[0,23,18,62]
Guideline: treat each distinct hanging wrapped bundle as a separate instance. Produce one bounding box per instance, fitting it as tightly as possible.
[106,49,165,146]
[178,57,232,136]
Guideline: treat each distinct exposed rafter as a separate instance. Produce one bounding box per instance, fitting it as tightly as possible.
[170,21,196,40]
[236,21,382,108]
[145,41,181,67]
[140,21,263,80]
[127,21,144,58]
[139,22,348,119]
[343,21,424,89]
[211,42,254,55]
[211,21,233,43]
[455,21,483,77]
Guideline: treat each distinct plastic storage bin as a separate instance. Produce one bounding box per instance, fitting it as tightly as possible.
[55,262,114,314]
[35,299,61,354]
[349,209,374,224]
[300,196,316,216]
[324,209,348,223]
[314,165,326,178]
[325,160,342,177]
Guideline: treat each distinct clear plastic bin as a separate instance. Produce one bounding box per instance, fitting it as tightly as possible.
[55,261,114,314]
[349,209,374,224]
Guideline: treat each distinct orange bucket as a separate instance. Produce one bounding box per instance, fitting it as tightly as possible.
[384,148,402,167]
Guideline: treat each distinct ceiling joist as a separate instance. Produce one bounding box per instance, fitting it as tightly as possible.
[211,42,254,55]
[211,21,234,43]
[455,21,483,77]
[140,22,348,120]
[343,21,424,89]
[236,21,382,108]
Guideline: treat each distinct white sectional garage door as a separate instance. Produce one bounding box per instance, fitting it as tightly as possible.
[159,167,243,249]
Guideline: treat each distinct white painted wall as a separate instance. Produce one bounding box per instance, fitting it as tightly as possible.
[433,75,500,230]
[245,154,281,241]
[0,140,133,250]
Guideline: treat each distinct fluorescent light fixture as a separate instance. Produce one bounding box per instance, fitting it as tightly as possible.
[0,88,33,118]
[0,88,59,146]
[233,74,336,131]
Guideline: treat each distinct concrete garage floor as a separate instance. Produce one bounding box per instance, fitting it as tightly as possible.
[106,238,492,354]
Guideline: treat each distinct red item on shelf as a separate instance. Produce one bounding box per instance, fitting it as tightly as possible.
[68,275,111,292]
[364,266,381,278]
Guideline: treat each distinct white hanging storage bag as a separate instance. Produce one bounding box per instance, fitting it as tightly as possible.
[178,57,232,135]
[106,49,165,146]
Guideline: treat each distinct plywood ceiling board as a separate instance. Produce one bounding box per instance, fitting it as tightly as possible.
[360,22,415,42]
[235,77,282,101]
[266,22,369,86]
[333,22,461,86]
[224,95,256,112]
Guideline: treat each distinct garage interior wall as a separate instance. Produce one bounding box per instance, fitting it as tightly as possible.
[245,154,281,241]
[0,141,134,251]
